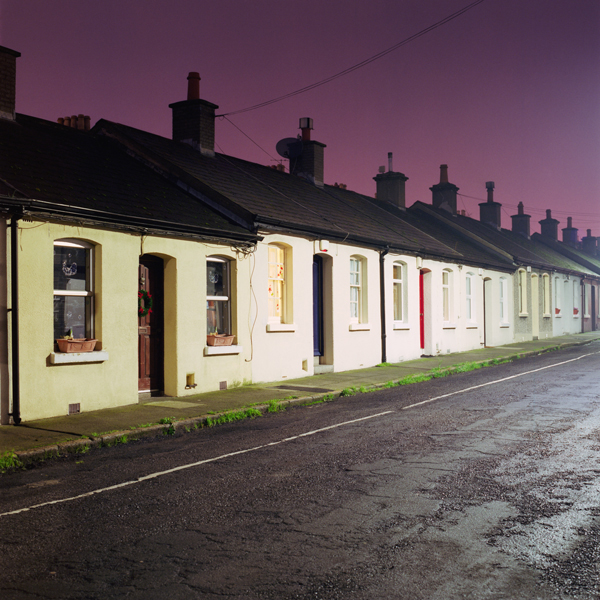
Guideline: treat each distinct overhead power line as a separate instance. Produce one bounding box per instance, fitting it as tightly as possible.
[218,0,488,117]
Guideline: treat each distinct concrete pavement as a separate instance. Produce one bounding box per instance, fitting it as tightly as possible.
[2,332,599,466]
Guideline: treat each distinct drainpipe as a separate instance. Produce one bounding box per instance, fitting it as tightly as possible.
[10,215,20,425]
[379,248,389,364]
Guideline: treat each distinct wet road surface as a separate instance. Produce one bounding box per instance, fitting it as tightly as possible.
[1,343,599,599]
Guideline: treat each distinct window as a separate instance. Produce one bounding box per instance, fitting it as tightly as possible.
[207,257,230,335]
[573,280,580,316]
[584,284,591,317]
[268,244,287,322]
[543,274,550,317]
[393,262,405,322]
[465,272,475,321]
[498,277,509,324]
[518,269,528,315]
[53,240,93,341]
[350,257,361,321]
[554,277,561,316]
[442,269,452,322]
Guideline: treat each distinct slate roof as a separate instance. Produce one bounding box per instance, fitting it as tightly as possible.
[533,233,600,276]
[0,114,257,242]
[96,120,518,270]
[410,202,599,278]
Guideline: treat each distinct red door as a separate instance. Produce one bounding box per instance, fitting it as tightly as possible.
[138,256,164,393]
[419,270,425,349]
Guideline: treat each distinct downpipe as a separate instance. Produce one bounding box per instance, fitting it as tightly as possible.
[9,216,20,425]
[379,247,389,364]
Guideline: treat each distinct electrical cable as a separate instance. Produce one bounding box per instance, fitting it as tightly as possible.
[217,0,488,117]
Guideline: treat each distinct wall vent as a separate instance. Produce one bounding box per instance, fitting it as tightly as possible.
[68,403,80,415]
[219,381,227,390]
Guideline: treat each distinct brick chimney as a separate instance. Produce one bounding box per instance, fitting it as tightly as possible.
[373,152,408,209]
[511,202,531,238]
[430,164,458,215]
[0,46,21,121]
[539,209,559,240]
[290,118,325,187]
[562,217,579,247]
[169,72,218,157]
[479,181,502,229]
[581,229,598,256]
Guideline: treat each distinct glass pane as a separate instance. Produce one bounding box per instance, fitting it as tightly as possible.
[54,295,87,340]
[207,299,230,335]
[394,282,402,321]
[207,261,228,297]
[54,246,89,291]
[442,271,448,285]
[393,264,401,281]
[466,277,471,295]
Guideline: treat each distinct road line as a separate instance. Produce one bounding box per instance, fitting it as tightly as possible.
[0,410,394,517]
[402,351,599,410]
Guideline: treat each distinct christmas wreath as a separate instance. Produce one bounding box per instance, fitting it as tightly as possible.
[138,289,153,317]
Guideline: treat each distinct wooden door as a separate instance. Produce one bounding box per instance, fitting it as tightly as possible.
[138,256,164,393]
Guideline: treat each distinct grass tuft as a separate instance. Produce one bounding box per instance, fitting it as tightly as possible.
[0,451,23,473]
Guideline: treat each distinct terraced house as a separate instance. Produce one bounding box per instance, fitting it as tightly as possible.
[0,45,598,423]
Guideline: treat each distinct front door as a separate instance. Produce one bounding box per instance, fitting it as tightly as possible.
[138,256,164,394]
[313,256,324,357]
[419,270,425,349]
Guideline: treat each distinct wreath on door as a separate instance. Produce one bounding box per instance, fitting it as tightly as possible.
[138,289,153,317]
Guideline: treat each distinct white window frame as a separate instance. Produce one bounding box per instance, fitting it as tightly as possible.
[268,244,286,324]
[573,280,580,317]
[542,274,551,317]
[392,261,405,323]
[442,269,452,323]
[206,256,231,337]
[499,277,508,324]
[518,269,528,316]
[53,239,94,342]
[350,257,362,323]
[465,272,475,322]
[554,277,561,317]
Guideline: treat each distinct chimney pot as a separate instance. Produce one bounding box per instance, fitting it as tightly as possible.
[84,115,91,131]
[511,202,531,238]
[439,164,449,184]
[479,181,501,229]
[539,208,559,240]
[187,72,200,100]
[388,152,393,172]
[70,115,78,128]
[57,117,64,125]
[299,117,313,142]
[562,216,578,247]
[64,116,71,127]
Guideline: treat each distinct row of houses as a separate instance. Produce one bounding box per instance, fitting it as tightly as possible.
[1,46,599,424]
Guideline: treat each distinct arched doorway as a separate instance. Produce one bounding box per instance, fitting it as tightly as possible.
[138,255,164,395]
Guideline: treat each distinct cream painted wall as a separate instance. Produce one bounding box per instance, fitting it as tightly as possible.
[16,222,254,421]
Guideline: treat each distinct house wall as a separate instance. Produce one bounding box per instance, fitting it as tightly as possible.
[15,221,254,421]
[551,273,584,336]
[513,268,553,342]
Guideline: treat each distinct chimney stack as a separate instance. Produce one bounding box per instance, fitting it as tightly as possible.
[0,46,21,121]
[373,153,408,209]
[57,114,92,131]
[169,72,218,156]
[539,209,559,240]
[290,118,326,187]
[479,181,502,229]
[562,217,579,247]
[430,164,458,215]
[581,229,598,256]
[511,202,531,238]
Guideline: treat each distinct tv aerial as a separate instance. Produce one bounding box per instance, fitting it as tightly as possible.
[276,137,303,159]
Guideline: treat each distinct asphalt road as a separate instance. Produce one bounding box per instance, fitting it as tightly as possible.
[1,342,599,599]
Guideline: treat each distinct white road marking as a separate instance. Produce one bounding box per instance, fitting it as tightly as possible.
[0,411,394,517]
[402,351,599,410]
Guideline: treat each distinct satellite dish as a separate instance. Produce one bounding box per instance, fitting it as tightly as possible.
[276,137,303,159]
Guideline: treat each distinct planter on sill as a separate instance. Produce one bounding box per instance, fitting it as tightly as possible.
[206,334,234,347]
[56,338,97,353]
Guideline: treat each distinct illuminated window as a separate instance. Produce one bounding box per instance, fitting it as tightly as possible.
[53,240,93,341]
[268,245,286,322]
[207,257,231,336]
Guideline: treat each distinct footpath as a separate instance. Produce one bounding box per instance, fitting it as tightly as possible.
[2,332,599,466]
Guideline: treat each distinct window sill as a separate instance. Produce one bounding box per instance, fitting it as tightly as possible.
[442,324,456,329]
[393,323,410,330]
[266,323,296,333]
[543,314,551,319]
[466,325,478,329]
[204,345,243,356]
[349,323,370,331]
[500,323,510,328]
[50,350,109,365]
[519,313,529,318]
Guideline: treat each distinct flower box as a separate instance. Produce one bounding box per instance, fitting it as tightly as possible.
[555,308,561,315]
[206,334,234,347]
[56,338,97,353]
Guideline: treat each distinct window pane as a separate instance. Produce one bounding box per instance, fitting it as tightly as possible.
[54,246,89,291]
[394,281,402,321]
[54,295,87,339]
[207,261,228,297]
[393,264,401,280]
[207,299,230,335]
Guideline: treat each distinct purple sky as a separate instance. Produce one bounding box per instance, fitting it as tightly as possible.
[2,0,599,235]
